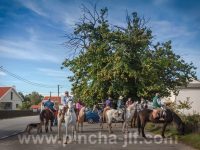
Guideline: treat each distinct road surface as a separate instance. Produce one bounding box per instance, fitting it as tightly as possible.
[0,116,40,139]
[0,116,196,150]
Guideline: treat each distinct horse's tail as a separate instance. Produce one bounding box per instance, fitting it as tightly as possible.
[40,110,45,125]
[137,113,141,135]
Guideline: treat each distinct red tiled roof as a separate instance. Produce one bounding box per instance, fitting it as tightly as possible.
[43,96,61,103]
[31,105,41,109]
[37,96,61,106]
[0,87,12,98]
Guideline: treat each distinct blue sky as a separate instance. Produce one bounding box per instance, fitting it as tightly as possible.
[0,0,200,96]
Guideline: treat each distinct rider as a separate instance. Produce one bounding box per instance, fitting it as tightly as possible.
[59,91,73,117]
[126,97,133,108]
[43,98,56,125]
[140,97,148,109]
[102,97,112,122]
[44,98,56,112]
[75,99,83,116]
[117,96,124,109]
[152,93,163,119]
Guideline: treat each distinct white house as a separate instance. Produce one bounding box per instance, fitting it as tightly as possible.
[163,80,200,114]
[0,87,23,110]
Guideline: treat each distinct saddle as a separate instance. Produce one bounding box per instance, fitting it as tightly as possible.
[152,108,166,120]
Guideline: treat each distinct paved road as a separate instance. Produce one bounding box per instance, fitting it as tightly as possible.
[0,116,40,139]
[0,117,196,150]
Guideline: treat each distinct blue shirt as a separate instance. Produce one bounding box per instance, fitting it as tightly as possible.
[44,100,54,110]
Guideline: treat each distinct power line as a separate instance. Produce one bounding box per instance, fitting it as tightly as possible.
[0,66,59,88]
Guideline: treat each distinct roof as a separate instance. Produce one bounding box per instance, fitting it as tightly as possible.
[31,105,40,109]
[37,96,61,107]
[0,87,12,98]
[43,96,61,103]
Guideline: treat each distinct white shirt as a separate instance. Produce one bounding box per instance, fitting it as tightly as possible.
[61,95,73,106]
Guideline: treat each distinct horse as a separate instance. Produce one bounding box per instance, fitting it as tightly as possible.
[122,103,136,133]
[77,106,86,132]
[130,102,145,128]
[57,101,77,144]
[137,108,185,138]
[101,108,123,133]
[40,109,54,133]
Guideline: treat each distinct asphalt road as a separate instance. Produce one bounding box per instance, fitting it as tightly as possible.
[0,116,40,139]
[0,116,196,150]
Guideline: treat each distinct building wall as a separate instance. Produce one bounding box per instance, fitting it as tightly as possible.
[0,89,22,110]
[175,88,200,114]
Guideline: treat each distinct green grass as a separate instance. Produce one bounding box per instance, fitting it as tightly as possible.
[145,123,200,150]
[180,134,200,150]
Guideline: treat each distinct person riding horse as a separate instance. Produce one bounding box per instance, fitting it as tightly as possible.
[102,97,113,122]
[152,93,165,119]
[40,98,56,130]
[58,91,73,120]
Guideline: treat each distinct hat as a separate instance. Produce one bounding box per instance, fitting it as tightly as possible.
[119,96,123,100]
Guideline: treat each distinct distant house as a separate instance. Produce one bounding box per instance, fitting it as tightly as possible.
[31,96,61,112]
[164,80,200,114]
[0,87,23,110]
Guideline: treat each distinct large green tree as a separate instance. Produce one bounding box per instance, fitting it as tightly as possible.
[62,5,196,104]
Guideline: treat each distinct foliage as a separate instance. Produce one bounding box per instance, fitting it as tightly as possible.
[18,92,43,110]
[62,5,196,104]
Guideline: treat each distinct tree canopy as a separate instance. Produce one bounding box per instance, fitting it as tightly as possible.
[62,5,196,104]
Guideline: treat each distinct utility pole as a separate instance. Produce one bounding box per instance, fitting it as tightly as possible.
[50,91,52,98]
[57,85,60,97]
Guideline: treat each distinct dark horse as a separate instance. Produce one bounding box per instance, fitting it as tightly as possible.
[40,109,54,133]
[137,108,185,138]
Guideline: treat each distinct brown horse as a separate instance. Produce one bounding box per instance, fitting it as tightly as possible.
[137,108,185,138]
[40,109,54,133]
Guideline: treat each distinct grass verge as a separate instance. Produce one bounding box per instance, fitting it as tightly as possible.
[145,123,200,150]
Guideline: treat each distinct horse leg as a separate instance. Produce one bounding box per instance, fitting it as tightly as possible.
[64,123,68,144]
[122,122,125,133]
[77,122,79,132]
[161,122,168,138]
[81,122,83,132]
[50,118,53,132]
[133,116,137,128]
[45,120,48,133]
[108,123,113,134]
[141,122,146,138]
[57,117,62,140]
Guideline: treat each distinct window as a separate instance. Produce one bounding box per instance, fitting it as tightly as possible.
[16,104,19,108]
[11,92,13,100]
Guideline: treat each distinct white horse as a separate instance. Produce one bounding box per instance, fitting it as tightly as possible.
[57,101,77,144]
[122,103,136,133]
[101,108,123,133]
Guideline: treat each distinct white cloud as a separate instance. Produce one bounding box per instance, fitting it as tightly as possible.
[20,0,47,17]
[150,20,196,41]
[37,68,72,78]
[0,39,61,63]
[0,71,6,76]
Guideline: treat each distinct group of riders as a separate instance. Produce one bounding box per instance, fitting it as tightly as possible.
[41,91,165,126]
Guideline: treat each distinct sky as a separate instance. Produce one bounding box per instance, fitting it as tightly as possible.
[0,0,200,96]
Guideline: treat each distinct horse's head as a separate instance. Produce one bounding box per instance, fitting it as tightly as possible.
[68,101,74,109]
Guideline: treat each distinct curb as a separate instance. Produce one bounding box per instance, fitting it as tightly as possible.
[0,130,25,140]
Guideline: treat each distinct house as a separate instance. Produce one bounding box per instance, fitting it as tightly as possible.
[0,87,23,110]
[164,80,200,114]
[31,96,61,111]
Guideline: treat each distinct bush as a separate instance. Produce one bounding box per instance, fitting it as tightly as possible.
[181,113,200,133]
